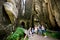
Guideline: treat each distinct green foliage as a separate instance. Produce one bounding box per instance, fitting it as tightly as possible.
[21,36,28,40]
[46,30,60,39]
[6,27,25,40]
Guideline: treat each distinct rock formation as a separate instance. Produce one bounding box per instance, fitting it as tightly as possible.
[33,0,60,31]
[3,0,19,24]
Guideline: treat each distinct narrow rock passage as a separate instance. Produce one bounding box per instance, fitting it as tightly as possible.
[28,34,58,40]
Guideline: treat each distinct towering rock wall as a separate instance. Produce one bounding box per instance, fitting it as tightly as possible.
[33,0,60,31]
[3,0,20,24]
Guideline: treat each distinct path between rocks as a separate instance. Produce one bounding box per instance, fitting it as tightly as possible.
[28,34,58,40]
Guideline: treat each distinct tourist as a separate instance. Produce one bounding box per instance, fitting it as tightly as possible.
[31,28,35,34]
[38,25,42,34]
[34,25,38,33]
[41,25,47,37]
[28,27,32,37]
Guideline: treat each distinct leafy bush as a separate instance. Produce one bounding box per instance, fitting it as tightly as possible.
[46,30,60,39]
[6,27,26,40]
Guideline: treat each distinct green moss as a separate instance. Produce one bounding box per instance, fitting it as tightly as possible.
[46,30,60,39]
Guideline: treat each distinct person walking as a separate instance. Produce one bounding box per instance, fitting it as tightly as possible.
[38,25,42,34]
[41,25,47,38]
[31,28,35,34]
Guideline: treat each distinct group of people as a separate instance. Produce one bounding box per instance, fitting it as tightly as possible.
[37,24,47,37]
[28,24,47,38]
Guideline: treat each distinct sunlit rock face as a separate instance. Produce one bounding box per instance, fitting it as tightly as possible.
[51,0,60,27]
[34,0,60,31]
[47,0,60,30]
[3,0,19,23]
[21,0,26,16]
